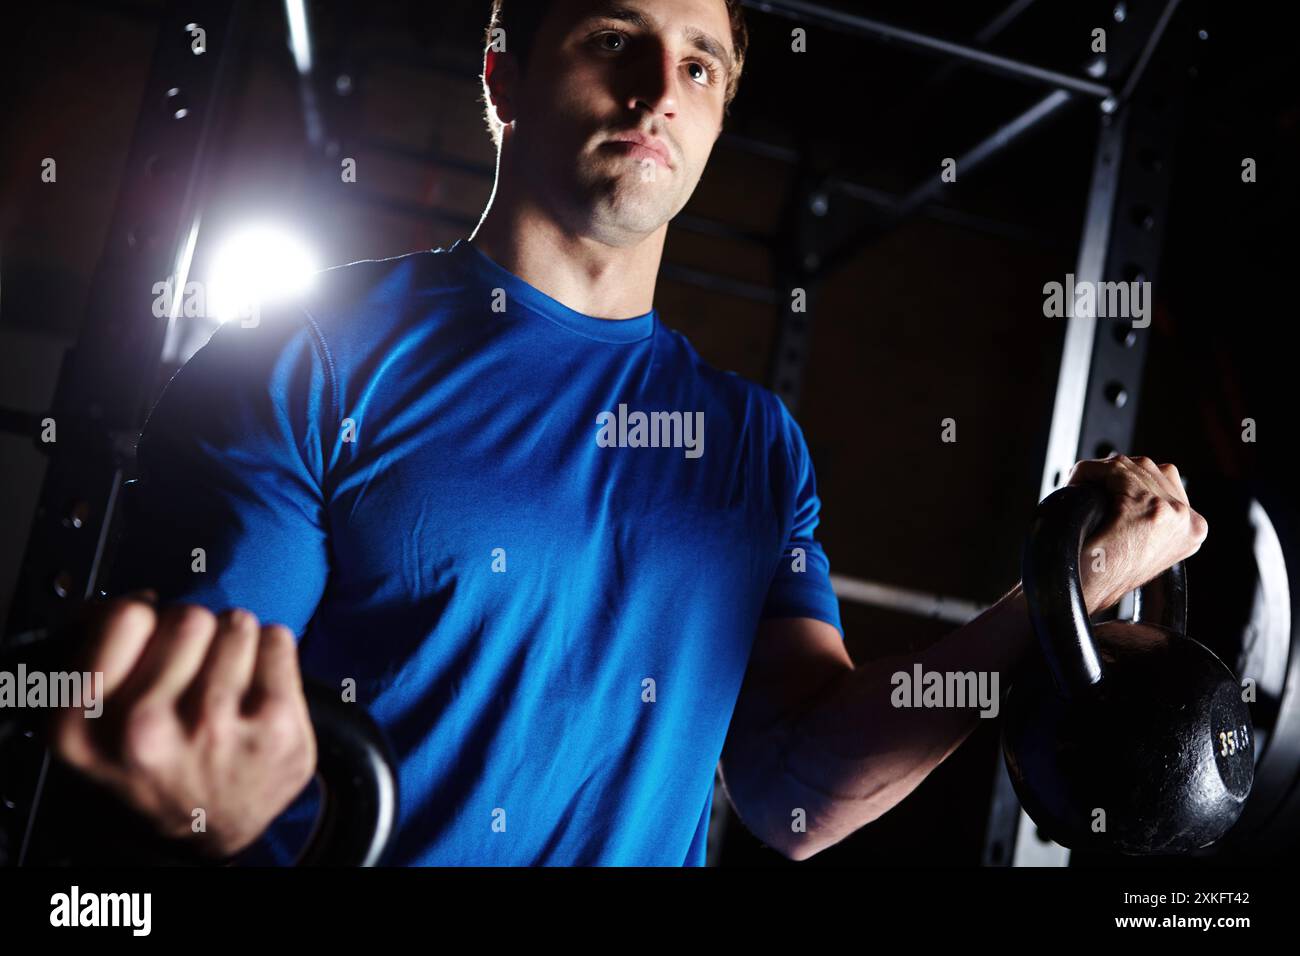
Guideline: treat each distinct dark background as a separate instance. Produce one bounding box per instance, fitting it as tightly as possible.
[1,0,1296,865]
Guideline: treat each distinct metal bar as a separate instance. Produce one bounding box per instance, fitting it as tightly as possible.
[740,0,1114,98]
[1036,112,1127,502]
[831,179,1066,248]
[1116,0,1184,104]
[898,90,1073,217]
[996,110,1133,872]
[880,0,1041,121]
[976,0,1041,44]
[0,0,251,867]
[816,90,1075,280]
[284,0,327,150]
[769,175,1065,250]
[830,574,986,625]
[765,168,821,412]
[984,0,1206,871]
[4,0,250,641]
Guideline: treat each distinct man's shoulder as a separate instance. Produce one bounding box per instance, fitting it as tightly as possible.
[302,245,465,333]
[171,246,468,401]
[659,324,787,423]
[215,244,469,372]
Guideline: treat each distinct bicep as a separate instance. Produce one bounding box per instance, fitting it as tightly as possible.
[724,616,852,756]
[718,616,852,850]
[109,317,332,635]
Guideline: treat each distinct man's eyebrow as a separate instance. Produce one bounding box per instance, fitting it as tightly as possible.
[683,25,733,74]
[580,3,735,76]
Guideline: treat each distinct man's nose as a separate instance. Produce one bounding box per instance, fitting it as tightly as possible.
[625,44,678,118]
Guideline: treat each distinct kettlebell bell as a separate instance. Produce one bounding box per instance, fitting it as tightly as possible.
[1002,483,1254,854]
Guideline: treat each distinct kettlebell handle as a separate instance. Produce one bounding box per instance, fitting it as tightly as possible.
[1022,483,1188,698]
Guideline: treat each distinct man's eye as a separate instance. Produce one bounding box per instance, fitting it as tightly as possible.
[687,61,720,87]
[594,31,625,52]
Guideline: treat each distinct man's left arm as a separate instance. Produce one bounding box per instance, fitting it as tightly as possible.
[719,454,1207,861]
[719,584,1031,861]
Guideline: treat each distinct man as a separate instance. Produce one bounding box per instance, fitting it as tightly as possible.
[51,0,1207,865]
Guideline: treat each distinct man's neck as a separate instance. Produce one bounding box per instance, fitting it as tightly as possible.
[468,180,665,321]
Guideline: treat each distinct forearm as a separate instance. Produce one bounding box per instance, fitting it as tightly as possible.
[749,584,1035,860]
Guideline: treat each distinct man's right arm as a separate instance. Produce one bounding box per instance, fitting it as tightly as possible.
[56,310,337,856]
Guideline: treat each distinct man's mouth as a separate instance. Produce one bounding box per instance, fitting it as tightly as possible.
[602,132,672,170]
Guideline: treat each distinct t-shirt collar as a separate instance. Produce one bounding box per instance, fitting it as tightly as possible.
[446,238,656,344]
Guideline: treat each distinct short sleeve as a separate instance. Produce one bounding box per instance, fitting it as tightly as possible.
[760,397,844,639]
[108,308,335,637]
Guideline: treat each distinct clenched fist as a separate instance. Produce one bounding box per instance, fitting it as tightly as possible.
[49,595,317,859]
[1067,453,1209,614]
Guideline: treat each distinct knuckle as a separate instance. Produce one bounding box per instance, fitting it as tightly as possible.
[222,607,261,634]
[1067,460,1099,483]
[172,604,218,637]
[261,623,296,648]
[100,598,157,637]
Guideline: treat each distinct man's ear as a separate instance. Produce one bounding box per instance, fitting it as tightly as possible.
[483,47,521,127]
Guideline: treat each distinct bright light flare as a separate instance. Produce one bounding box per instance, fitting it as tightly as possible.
[208,225,318,324]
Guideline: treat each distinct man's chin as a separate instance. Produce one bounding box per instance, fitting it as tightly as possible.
[579,171,668,208]
[587,200,675,243]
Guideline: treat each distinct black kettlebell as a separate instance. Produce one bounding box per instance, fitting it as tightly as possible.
[1002,483,1254,854]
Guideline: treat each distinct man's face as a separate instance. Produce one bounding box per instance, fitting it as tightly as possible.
[499,0,734,246]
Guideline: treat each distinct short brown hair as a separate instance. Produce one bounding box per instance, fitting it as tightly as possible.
[481,0,749,147]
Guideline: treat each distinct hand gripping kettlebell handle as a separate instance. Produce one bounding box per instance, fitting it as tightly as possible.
[1022,483,1187,699]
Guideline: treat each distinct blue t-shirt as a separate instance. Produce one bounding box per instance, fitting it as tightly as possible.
[111,238,842,865]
